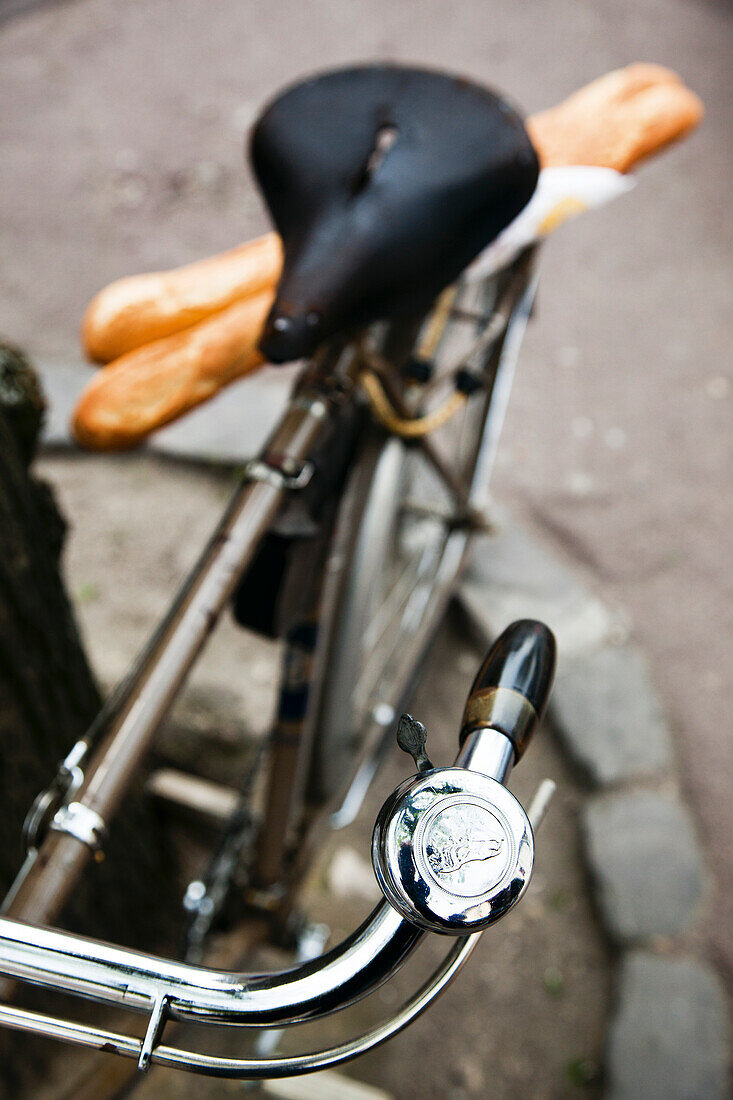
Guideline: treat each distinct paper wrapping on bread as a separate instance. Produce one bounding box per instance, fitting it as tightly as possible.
[466,165,635,280]
[73,65,703,450]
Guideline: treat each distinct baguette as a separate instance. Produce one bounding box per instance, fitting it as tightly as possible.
[73,65,703,450]
[527,63,703,173]
[73,289,273,449]
[80,66,701,369]
[82,232,282,363]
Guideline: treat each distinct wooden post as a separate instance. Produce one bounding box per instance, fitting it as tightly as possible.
[0,344,179,1095]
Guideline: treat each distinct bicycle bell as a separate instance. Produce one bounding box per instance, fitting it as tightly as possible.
[373,621,556,935]
[372,764,534,935]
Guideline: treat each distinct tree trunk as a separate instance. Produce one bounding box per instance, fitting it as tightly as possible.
[0,344,179,1094]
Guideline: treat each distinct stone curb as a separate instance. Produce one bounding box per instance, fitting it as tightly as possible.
[606,951,729,1100]
[583,790,704,944]
[552,645,673,788]
[456,514,730,1097]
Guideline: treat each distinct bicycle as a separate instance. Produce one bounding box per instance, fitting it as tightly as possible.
[0,61,701,1088]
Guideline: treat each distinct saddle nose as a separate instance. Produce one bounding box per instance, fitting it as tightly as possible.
[258,307,325,364]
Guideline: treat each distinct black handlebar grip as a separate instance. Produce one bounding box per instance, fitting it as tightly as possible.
[460,620,556,760]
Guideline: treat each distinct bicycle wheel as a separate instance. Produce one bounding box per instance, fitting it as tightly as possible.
[307,257,536,805]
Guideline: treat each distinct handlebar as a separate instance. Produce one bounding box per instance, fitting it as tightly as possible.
[0,620,555,1077]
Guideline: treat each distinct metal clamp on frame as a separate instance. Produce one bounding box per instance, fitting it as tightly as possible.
[21,739,88,854]
[50,802,108,855]
[242,455,315,491]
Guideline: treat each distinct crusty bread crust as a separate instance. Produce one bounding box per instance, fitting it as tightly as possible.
[527,63,703,173]
[73,289,273,449]
[82,232,282,363]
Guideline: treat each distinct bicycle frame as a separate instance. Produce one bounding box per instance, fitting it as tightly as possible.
[0,253,538,1079]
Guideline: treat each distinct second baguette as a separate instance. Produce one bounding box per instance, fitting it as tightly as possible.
[527,63,703,172]
[73,288,273,449]
[82,232,282,363]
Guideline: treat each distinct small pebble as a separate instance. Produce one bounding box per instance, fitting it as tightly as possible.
[193,161,225,189]
[556,345,580,369]
[115,179,145,208]
[604,427,627,449]
[567,471,594,496]
[378,984,398,1006]
[706,375,730,399]
[231,102,257,131]
[327,846,379,901]
[572,416,594,439]
[193,99,220,122]
[543,965,565,997]
[457,651,478,675]
[113,148,139,172]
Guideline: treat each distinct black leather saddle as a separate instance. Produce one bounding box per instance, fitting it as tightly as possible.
[251,64,539,363]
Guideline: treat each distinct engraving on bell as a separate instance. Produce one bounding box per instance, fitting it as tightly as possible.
[425,828,502,874]
[417,796,513,898]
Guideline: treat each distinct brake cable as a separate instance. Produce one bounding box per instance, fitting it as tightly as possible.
[358,366,467,439]
[356,261,524,441]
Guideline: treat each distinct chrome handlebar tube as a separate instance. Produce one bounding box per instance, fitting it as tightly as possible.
[0,733,499,1077]
[0,731,502,1077]
[0,903,418,1028]
[0,933,482,1079]
[0,620,555,1078]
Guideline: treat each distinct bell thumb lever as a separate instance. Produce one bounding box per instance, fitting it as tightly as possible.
[396,714,433,773]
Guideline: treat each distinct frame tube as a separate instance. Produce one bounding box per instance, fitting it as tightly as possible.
[3,395,329,930]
